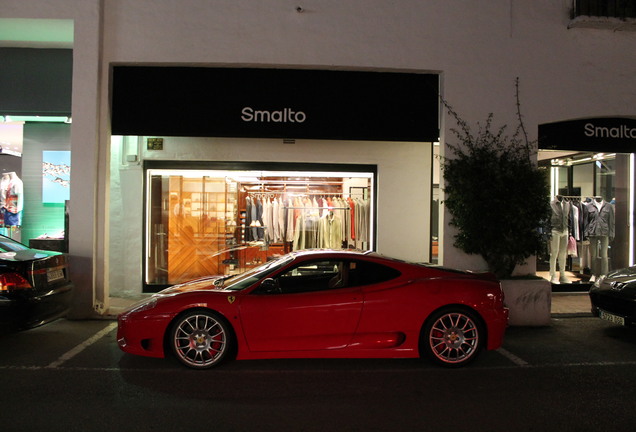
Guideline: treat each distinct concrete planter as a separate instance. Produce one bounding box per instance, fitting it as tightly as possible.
[501,279,552,326]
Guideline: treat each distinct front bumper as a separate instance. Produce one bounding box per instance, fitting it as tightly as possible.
[117,312,172,358]
[589,288,636,327]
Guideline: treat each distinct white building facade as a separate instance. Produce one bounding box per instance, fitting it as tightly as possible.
[1,0,635,317]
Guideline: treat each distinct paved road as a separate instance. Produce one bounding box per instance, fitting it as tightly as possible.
[1,316,635,431]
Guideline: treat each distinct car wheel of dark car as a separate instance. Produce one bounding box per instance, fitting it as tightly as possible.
[169,310,233,369]
[422,307,484,367]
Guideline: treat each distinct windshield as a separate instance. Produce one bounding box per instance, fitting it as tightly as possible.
[224,255,294,291]
[0,236,30,252]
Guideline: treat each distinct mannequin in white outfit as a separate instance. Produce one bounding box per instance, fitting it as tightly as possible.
[549,196,570,284]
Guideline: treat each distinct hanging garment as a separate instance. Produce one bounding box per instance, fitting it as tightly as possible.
[318,212,340,249]
[245,196,254,241]
[285,198,295,242]
[570,204,580,241]
[347,197,356,241]
[262,197,273,243]
[567,235,578,257]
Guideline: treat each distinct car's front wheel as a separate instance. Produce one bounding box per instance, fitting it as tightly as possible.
[169,310,233,369]
[421,307,483,367]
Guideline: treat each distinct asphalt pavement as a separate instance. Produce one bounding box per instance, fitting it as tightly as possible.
[2,295,636,431]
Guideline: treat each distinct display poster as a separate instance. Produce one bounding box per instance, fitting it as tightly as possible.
[42,151,71,203]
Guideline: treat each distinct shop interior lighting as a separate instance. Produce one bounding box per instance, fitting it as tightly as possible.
[630,153,635,266]
[551,153,616,167]
[148,169,372,180]
[550,166,562,198]
[1,115,71,124]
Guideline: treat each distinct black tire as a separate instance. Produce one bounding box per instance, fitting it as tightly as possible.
[169,310,233,369]
[421,307,484,367]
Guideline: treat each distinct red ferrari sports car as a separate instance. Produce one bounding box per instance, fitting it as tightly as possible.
[117,250,508,368]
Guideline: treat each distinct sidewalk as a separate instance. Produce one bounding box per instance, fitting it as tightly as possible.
[551,291,592,316]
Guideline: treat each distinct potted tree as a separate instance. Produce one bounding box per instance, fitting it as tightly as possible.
[441,79,552,325]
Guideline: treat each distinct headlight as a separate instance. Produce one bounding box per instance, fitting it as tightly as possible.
[128,297,158,314]
[594,275,606,288]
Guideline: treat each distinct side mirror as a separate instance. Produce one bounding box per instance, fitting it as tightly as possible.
[259,278,281,294]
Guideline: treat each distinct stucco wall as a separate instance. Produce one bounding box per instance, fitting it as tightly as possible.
[99,0,636,274]
[3,0,635,311]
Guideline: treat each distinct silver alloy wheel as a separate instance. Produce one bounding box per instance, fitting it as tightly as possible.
[171,311,229,368]
[427,311,480,365]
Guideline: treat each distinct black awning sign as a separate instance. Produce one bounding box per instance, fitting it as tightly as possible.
[539,118,636,153]
[111,66,440,142]
[584,121,636,140]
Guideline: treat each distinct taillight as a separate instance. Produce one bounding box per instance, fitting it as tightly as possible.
[0,273,33,293]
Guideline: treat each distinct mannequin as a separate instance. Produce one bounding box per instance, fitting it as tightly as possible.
[585,196,615,282]
[1,172,23,226]
[549,195,570,284]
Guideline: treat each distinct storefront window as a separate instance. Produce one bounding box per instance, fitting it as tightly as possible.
[0,121,70,250]
[540,151,633,286]
[144,167,374,290]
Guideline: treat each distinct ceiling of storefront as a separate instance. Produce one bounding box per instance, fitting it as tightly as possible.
[0,18,73,48]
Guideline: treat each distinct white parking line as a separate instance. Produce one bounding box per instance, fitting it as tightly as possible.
[496,348,530,367]
[45,322,118,369]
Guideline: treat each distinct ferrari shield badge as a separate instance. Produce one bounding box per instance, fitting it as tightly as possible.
[227,296,236,304]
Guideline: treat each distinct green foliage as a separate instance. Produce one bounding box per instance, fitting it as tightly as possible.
[441,79,550,279]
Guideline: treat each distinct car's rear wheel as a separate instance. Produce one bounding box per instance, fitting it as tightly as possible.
[169,310,232,369]
[422,307,483,367]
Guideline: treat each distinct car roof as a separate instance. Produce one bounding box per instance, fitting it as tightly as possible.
[291,249,376,259]
[290,249,416,268]
[290,249,492,278]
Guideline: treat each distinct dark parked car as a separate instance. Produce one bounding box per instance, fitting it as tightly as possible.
[589,266,636,327]
[0,235,73,331]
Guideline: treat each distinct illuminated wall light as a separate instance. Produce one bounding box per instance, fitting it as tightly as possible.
[551,166,558,198]
[630,153,635,266]
[2,115,70,123]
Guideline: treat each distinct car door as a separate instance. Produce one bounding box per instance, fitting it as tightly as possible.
[238,259,363,352]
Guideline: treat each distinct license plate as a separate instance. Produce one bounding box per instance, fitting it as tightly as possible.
[599,309,625,326]
[46,269,64,283]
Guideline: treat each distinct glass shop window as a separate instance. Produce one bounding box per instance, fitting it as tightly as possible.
[144,168,374,290]
[539,152,633,286]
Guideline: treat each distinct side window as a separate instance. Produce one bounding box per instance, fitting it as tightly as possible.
[276,260,345,294]
[347,260,401,287]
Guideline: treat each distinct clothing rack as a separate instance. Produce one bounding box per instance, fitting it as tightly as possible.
[284,206,350,210]
[556,195,602,202]
[247,191,346,195]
